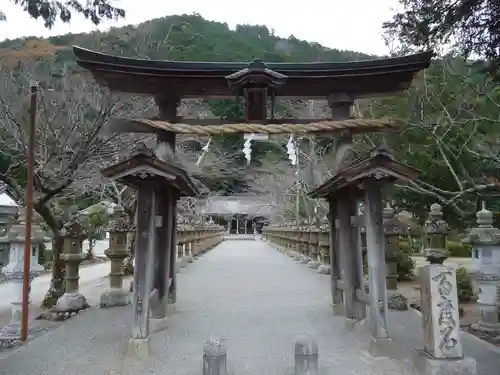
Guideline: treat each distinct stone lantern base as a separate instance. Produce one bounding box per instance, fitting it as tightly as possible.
[469,321,500,341]
[55,292,89,313]
[387,291,409,311]
[317,264,331,274]
[413,350,476,375]
[299,255,311,264]
[100,288,130,308]
[307,259,321,269]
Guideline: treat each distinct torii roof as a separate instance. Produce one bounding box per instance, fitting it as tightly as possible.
[308,149,420,199]
[101,144,198,196]
[73,46,433,99]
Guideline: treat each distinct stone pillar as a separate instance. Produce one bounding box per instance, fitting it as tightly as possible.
[55,221,89,313]
[307,225,320,269]
[100,205,132,308]
[203,339,227,375]
[300,221,311,264]
[294,337,319,375]
[463,203,500,334]
[186,227,194,263]
[0,209,45,337]
[414,203,476,375]
[294,224,302,260]
[383,203,408,310]
[244,219,247,234]
[177,224,188,269]
[193,227,201,258]
[317,220,331,275]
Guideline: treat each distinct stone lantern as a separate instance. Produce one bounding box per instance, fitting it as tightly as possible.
[0,192,17,233]
[463,202,500,333]
[423,203,449,264]
[1,207,46,337]
[307,218,320,269]
[0,192,18,269]
[100,205,132,308]
[55,220,88,313]
[300,219,311,264]
[317,218,331,275]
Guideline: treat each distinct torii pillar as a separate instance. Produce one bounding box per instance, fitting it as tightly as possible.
[101,142,198,359]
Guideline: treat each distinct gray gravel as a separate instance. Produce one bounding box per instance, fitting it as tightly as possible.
[0,240,414,375]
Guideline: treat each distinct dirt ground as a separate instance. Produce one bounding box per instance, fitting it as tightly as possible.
[405,256,481,327]
[398,280,481,327]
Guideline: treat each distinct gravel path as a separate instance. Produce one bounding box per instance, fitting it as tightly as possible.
[0,240,413,375]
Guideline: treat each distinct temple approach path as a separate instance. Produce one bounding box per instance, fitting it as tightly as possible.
[0,240,451,375]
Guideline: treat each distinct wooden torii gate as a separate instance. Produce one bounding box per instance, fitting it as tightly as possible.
[73,46,432,357]
[308,149,420,356]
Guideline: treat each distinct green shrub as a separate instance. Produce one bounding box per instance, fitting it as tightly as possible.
[362,250,415,281]
[123,262,134,276]
[399,240,411,253]
[411,237,424,252]
[456,267,474,302]
[396,252,415,280]
[399,238,422,254]
[446,241,472,258]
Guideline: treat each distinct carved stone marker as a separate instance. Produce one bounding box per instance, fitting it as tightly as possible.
[294,337,319,375]
[420,265,462,359]
[203,339,227,375]
[414,203,476,375]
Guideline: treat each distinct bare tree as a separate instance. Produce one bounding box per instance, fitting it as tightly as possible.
[359,59,500,225]
[244,130,342,224]
[0,57,143,307]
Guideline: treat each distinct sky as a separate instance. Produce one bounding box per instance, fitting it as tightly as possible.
[0,0,401,55]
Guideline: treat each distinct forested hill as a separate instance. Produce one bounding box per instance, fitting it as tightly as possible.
[1,13,497,230]
[0,13,375,69]
[0,13,379,198]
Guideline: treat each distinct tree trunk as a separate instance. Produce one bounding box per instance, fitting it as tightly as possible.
[41,234,65,308]
[86,236,95,260]
[35,202,65,308]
